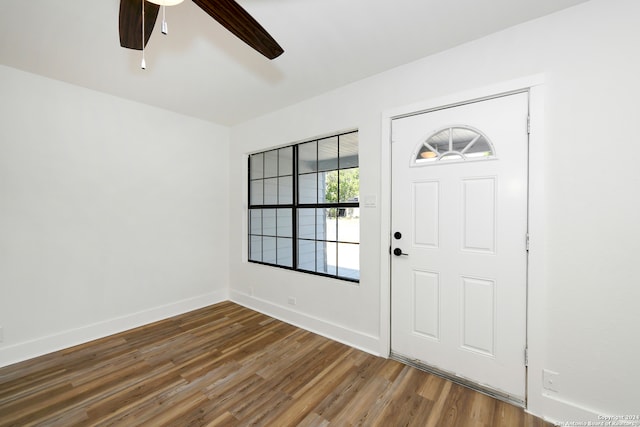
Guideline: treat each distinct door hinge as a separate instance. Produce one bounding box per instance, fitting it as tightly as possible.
[524,347,529,367]
[527,115,531,134]
[526,233,530,252]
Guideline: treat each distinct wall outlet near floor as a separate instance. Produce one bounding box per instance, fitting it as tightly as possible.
[542,369,560,392]
[287,297,297,306]
[0,326,3,343]
[249,287,254,296]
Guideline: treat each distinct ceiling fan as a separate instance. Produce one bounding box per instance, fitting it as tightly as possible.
[118,0,284,60]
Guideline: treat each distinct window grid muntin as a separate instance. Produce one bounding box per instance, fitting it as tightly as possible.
[248,131,359,282]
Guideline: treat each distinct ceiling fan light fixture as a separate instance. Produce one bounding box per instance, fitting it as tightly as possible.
[146,0,184,6]
[119,0,284,59]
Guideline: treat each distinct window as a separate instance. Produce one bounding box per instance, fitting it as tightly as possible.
[248,131,359,282]
[415,126,495,164]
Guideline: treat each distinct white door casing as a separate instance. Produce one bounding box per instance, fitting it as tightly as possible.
[390,92,529,401]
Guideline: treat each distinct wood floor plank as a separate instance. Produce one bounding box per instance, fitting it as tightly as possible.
[424,379,454,427]
[370,366,431,427]
[0,302,555,427]
[468,392,498,427]
[311,356,389,422]
[431,383,473,427]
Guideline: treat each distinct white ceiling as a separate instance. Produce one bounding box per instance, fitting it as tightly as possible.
[0,0,589,126]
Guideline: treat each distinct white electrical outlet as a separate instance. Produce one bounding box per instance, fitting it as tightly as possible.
[249,287,254,296]
[542,369,560,392]
[287,297,296,306]
[0,326,4,343]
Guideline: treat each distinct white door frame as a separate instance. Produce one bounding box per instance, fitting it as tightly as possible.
[379,74,546,407]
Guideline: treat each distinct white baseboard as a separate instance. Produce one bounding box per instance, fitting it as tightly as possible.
[0,289,228,368]
[0,288,609,427]
[528,391,606,426]
[229,290,381,357]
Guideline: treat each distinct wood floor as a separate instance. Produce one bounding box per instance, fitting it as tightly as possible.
[0,301,554,426]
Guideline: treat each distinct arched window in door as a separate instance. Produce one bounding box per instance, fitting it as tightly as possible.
[414,126,495,164]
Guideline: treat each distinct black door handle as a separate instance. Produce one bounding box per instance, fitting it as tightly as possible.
[393,248,409,257]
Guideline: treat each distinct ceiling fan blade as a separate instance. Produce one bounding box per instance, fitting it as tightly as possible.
[119,0,160,50]
[192,0,284,60]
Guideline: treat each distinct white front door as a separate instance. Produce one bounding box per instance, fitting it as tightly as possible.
[390,92,529,401]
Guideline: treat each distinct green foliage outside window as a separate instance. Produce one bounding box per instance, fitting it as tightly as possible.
[325,168,359,203]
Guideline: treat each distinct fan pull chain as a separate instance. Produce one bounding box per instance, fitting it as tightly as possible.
[141,0,146,69]
[162,5,168,35]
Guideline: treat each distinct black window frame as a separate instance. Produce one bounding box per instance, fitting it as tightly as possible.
[248,130,360,283]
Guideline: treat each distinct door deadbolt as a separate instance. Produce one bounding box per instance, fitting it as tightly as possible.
[394,231,402,240]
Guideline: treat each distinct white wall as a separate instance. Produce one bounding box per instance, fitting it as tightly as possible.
[0,65,230,366]
[229,0,640,422]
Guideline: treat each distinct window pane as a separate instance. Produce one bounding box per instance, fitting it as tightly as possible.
[249,236,262,262]
[337,215,359,243]
[298,141,317,173]
[264,150,278,178]
[319,170,339,203]
[250,210,262,235]
[317,241,337,275]
[339,132,359,169]
[298,173,317,204]
[250,153,263,180]
[417,145,438,161]
[279,147,293,176]
[464,135,492,158]
[263,209,276,236]
[339,168,359,202]
[263,237,276,264]
[298,209,315,239]
[277,208,292,237]
[278,176,293,204]
[298,239,316,271]
[338,243,359,280]
[264,178,278,205]
[250,180,263,205]
[451,127,479,152]
[318,136,338,171]
[277,238,293,267]
[317,209,336,241]
[441,153,464,161]
[427,128,450,153]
